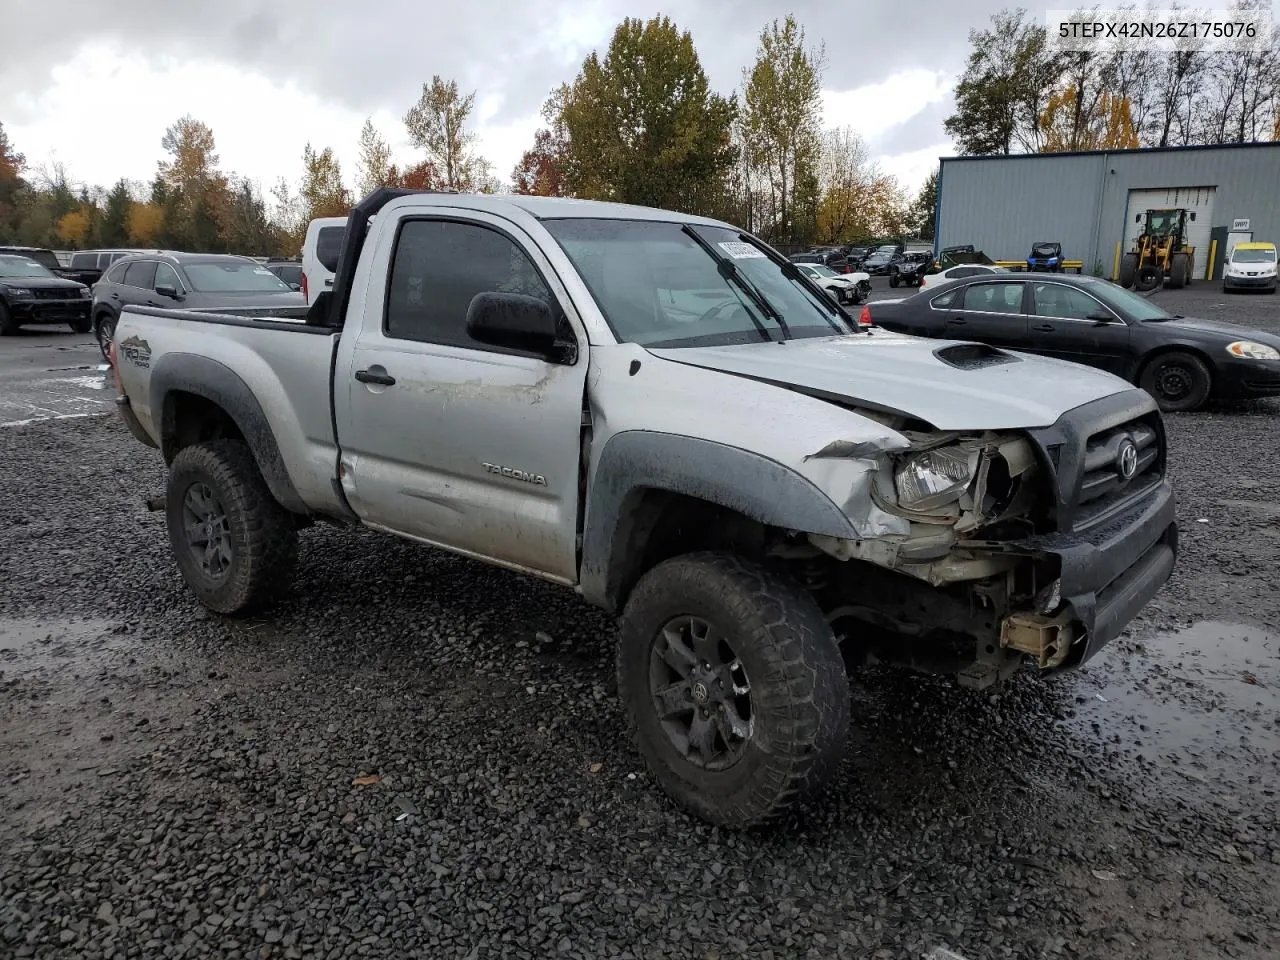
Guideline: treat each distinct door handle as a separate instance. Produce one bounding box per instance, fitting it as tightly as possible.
[324,279,333,287]
[355,368,396,386]
[110,293,120,301]
[1032,323,1054,332]
[946,317,966,325]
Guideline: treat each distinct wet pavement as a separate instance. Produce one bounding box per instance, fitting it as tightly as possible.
[0,327,110,426]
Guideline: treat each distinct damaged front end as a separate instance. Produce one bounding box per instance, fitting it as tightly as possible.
[785,400,1176,690]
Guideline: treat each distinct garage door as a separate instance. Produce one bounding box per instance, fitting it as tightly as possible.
[1124,186,1216,279]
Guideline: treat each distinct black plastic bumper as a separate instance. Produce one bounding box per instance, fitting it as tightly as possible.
[10,299,91,322]
[1012,479,1177,668]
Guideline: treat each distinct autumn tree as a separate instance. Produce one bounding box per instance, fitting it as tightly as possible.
[944,9,1060,155]
[558,16,736,216]
[1040,86,1139,152]
[512,86,570,197]
[56,208,92,245]
[300,144,349,220]
[158,115,231,250]
[127,202,165,245]
[355,118,393,197]
[386,160,441,190]
[0,121,24,239]
[404,76,488,190]
[741,15,824,244]
[907,168,939,241]
[222,178,280,256]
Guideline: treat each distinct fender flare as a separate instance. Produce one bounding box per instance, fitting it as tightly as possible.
[150,352,308,514]
[579,431,857,611]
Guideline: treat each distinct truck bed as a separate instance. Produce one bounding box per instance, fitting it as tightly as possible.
[114,305,345,516]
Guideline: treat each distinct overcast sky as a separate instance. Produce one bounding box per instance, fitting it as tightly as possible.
[0,0,1011,201]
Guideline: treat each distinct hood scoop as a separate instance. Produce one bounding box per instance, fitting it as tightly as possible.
[933,343,1019,370]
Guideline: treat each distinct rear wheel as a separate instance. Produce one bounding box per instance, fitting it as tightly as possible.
[95,312,116,361]
[1166,253,1188,289]
[1119,253,1138,288]
[165,439,299,614]
[889,273,900,288]
[1139,350,1212,412]
[617,552,849,829]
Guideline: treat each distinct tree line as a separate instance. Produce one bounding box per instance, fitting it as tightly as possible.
[3,6,1277,258]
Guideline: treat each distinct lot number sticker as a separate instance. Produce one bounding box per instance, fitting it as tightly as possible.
[717,241,766,259]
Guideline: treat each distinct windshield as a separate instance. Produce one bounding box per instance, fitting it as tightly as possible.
[875,245,897,254]
[1232,248,1276,263]
[183,261,294,293]
[0,256,54,279]
[543,219,851,348]
[1089,281,1172,321]
[808,264,839,277]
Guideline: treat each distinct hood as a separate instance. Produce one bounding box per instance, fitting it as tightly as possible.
[0,275,85,292]
[1146,316,1280,347]
[648,332,1135,431]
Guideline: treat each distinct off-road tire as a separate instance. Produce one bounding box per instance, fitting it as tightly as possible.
[1118,253,1138,288]
[0,303,18,336]
[889,273,899,288]
[70,316,92,334]
[165,439,298,615]
[1139,350,1212,412]
[617,551,849,829]
[1134,264,1162,292]
[1166,253,1188,289]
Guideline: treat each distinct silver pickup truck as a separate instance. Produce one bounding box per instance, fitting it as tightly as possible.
[110,189,1177,828]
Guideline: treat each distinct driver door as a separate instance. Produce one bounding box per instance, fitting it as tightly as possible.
[1026,281,1131,375]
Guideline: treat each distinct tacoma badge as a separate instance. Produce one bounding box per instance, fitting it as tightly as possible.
[482,462,548,486]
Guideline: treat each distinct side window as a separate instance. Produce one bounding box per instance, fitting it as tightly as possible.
[103,262,130,284]
[155,263,183,292]
[316,226,344,273]
[930,289,958,308]
[70,252,97,269]
[1032,283,1105,320]
[123,261,157,289]
[385,220,559,353]
[962,282,1025,314]
[97,253,113,269]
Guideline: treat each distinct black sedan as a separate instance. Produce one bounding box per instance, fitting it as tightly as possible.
[864,272,1280,412]
[0,254,92,335]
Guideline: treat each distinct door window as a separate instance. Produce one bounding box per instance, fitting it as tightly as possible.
[102,261,130,284]
[122,261,157,290]
[961,282,1025,314]
[1031,283,1105,320]
[70,252,97,269]
[154,262,184,292]
[384,219,559,353]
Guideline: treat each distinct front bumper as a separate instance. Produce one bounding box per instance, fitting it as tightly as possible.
[1223,274,1277,289]
[9,299,91,322]
[1008,479,1176,669]
[1213,357,1280,399]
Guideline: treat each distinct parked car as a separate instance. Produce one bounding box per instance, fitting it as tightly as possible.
[264,258,304,289]
[67,248,167,287]
[790,249,852,273]
[840,245,872,268]
[863,273,1280,411]
[1222,241,1277,293]
[110,187,1175,829]
[861,244,903,275]
[0,245,100,286]
[794,262,871,304]
[1027,241,1065,272]
[93,252,306,359]
[919,264,1012,289]
[0,254,92,334]
[301,216,347,303]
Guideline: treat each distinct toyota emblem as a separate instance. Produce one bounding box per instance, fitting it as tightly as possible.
[1116,438,1139,480]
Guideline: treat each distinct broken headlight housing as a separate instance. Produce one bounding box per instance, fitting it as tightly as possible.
[894,448,975,512]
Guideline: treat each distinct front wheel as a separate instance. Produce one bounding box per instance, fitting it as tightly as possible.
[96,313,116,361]
[617,552,850,829]
[165,439,299,614]
[1139,350,1212,412]
[888,273,899,288]
[70,316,92,334]
[0,303,19,336]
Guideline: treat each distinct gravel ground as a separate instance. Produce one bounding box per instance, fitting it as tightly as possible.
[2,364,1279,957]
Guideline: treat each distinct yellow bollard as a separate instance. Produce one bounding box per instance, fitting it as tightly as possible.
[1112,242,1122,281]
[1206,239,1218,281]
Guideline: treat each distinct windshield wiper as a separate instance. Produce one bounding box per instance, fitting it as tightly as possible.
[681,224,790,341]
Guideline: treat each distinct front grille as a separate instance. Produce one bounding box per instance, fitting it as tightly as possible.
[33,289,76,300]
[1075,415,1163,525]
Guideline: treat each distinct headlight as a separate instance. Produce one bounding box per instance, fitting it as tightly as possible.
[80,287,92,298]
[894,448,975,511]
[1226,341,1280,361]
[3,286,32,297]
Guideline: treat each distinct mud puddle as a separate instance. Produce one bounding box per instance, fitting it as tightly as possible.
[0,616,126,676]
[1068,621,1279,791]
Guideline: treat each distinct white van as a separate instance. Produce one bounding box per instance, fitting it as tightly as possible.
[300,217,347,304]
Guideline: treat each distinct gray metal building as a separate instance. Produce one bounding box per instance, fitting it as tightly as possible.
[935,142,1280,281]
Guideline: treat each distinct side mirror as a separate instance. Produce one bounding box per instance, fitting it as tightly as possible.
[466,292,557,355]
[1086,311,1115,323]
[1189,212,1196,221]
[156,284,183,300]
[1135,214,1142,223]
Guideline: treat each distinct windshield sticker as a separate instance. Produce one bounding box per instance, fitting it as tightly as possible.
[717,241,766,260]
[253,267,274,275]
